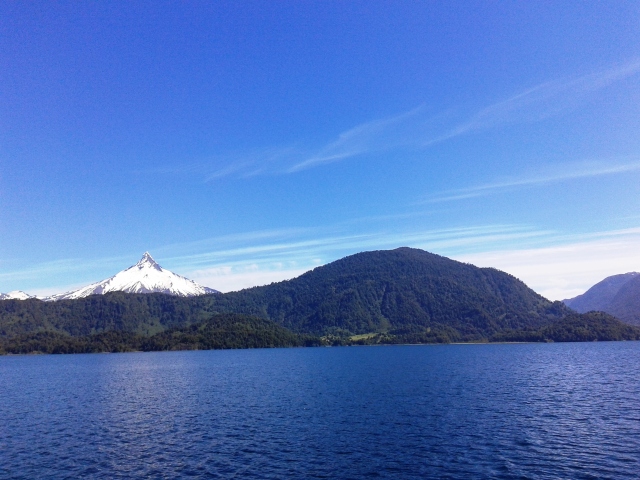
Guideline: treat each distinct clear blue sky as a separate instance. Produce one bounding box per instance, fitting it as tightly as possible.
[2,1,640,299]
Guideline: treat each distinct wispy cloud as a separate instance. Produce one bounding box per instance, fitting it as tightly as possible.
[420,158,640,203]
[286,106,431,172]
[455,227,640,300]
[0,254,135,297]
[170,107,438,178]
[150,146,301,181]
[0,255,131,283]
[433,59,640,143]
[165,224,547,269]
[286,59,640,173]
[152,60,640,179]
[290,59,640,173]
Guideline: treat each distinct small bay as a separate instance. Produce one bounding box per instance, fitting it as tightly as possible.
[1,342,639,479]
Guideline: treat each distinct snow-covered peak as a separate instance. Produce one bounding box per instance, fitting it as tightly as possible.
[0,290,34,300]
[137,252,161,270]
[43,253,220,301]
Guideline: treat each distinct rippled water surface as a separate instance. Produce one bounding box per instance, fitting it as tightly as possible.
[1,342,639,479]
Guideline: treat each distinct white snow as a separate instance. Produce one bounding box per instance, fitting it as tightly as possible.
[43,252,219,301]
[0,290,34,300]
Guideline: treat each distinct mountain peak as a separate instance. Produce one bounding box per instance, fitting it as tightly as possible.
[0,290,34,300]
[563,271,640,313]
[136,252,161,270]
[43,253,220,301]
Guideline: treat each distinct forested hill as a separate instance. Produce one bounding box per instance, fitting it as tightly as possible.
[0,247,572,342]
[216,247,570,338]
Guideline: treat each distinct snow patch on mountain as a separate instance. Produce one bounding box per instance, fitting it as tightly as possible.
[43,252,220,301]
[0,290,35,300]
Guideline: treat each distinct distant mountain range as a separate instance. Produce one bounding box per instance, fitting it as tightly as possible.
[563,272,640,326]
[4,246,638,353]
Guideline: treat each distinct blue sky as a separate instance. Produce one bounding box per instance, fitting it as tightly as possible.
[2,1,640,299]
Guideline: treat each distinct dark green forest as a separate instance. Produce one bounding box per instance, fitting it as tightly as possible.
[0,314,320,355]
[1,248,638,354]
[2,310,635,355]
[489,312,640,343]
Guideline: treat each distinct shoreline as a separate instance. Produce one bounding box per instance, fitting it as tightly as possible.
[4,339,637,357]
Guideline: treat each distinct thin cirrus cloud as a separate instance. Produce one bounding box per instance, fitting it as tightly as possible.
[420,159,640,204]
[455,227,640,301]
[203,146,301,181]
[285,106,431,173]
[151,147,301,182]
[189,59,640,179]
[169,107,435,180]
[430,59,640,144]
[162,222,548,272]
[298,59,640,169]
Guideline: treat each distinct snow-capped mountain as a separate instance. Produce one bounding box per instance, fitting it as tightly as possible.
[0,290,34,300]
[44,252,219,301]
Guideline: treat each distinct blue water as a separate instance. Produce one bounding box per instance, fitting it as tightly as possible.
[1,343,639,479]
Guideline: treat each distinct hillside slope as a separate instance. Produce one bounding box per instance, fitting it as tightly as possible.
[606,275,640,326]
[564,272,639,312]
[563,272,640,326]
[214,247,569,338]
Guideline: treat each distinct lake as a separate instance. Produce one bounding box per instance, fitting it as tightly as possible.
[1,342,639,479]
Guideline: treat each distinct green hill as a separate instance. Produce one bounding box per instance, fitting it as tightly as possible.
[215,247,570,339]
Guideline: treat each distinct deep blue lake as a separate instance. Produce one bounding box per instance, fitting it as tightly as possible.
[1,342,639,479]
